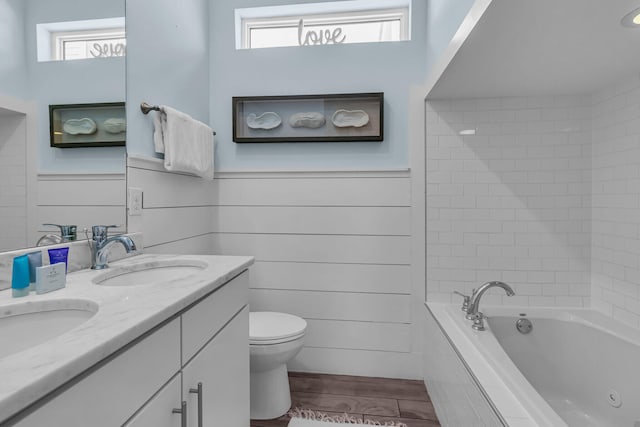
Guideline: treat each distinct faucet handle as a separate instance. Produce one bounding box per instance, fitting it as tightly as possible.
[91,225,120,241]
[453,290,471,312]
[464,288,478,320]
[471,312,486,331]
[43,223,77,241]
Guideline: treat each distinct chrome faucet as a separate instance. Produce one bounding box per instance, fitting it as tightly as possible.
[36,224,77,246]
[36,234,63,246]
[467,281,515,331]
[90,225,137,270]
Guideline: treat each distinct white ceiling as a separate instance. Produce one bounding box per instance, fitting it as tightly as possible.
[428,0,640,98]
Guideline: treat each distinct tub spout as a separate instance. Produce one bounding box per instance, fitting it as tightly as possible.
[467,281,515,331]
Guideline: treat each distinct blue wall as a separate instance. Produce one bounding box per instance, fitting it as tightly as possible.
[24,0,126,173]
[0,0,27,99]
[126,0,477,171]
[425,0,476,73]
[4,0,477,173]
[126,0,210,159]
[209,0,428,171]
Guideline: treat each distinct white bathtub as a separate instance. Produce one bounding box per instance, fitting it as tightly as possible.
[425,303,640,427]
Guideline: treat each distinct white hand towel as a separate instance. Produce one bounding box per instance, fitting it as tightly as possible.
[153,111,165,154]
[152,105,214,180]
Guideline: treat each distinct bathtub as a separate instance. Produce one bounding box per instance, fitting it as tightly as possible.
[424,303,640,427]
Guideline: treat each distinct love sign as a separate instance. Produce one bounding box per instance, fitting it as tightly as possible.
[297,19,346,46]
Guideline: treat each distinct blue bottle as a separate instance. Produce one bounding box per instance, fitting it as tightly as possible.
[12,254,30,298]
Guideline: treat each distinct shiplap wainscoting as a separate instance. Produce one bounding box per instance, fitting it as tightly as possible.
[126,158,417,379]
[34,173,126,246]
[211,171,417,379]
[128,158,421,378]
[126,156,216,254]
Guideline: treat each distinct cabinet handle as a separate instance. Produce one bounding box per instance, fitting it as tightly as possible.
[189,382,203,427]
[172,401,187,427]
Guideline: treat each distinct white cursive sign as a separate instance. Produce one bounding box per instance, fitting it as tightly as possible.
[90,42,126,58]
[297,19,346,46]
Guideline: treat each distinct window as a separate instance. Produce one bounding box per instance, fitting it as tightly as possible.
[53,28,126,61]
[236,0,410,49]
[37,17,126,62]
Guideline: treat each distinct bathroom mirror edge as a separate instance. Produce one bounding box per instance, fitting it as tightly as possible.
[0,0,127,253]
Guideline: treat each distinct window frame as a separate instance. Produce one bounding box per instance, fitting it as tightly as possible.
[52,28,126,61]
[237,1,411,50]
[36,17,126,62]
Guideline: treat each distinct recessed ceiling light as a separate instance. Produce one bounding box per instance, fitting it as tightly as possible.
[621,6,640,28]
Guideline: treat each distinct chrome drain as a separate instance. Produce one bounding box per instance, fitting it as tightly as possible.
[608,389,622,408]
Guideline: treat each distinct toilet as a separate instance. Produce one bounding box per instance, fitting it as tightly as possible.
[249,311,307,420]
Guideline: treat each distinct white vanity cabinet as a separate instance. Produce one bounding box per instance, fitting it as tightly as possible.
[181,271,250,427]
[124,375,183,427]
[13,318,182,427]
[182,307,250,427]
[12,270,249,427]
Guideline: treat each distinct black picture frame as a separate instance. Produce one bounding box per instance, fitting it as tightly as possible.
[49,102,126,148]
[232,92,383,143]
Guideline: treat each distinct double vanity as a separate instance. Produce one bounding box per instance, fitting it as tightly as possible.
[0,253,254,426]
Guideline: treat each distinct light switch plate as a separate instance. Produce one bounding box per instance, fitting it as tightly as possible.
[128,187,143,216]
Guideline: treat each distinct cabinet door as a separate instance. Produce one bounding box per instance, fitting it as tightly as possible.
[124,374,182,427]
[14,319,181,427]
[182,271,248,363]
[182,306,249,427]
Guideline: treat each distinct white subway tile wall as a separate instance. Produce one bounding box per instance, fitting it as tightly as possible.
[426,95,593,307]
[0,114,27,251]
[591,74,640,327]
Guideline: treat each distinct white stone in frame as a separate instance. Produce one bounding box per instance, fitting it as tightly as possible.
[103,118,126,134]
[63,118,97,135]
[246,112,282,130]
[288,112,326,128]
[331,109,369,128]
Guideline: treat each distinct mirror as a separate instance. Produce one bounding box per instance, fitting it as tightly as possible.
[0,0,127,252]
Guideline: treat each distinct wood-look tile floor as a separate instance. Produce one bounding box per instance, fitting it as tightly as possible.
[250,372,441,427]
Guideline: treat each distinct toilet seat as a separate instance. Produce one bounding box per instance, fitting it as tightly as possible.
[250,312,307,345]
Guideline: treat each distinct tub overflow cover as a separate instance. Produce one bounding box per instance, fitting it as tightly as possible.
[516,318,533,334]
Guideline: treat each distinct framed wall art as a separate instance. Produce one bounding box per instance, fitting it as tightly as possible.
[232,92,383,143]
[49,102,126,148]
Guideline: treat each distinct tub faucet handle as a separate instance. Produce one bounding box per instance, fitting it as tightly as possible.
[453,291,471,312]
[471,312,485,331]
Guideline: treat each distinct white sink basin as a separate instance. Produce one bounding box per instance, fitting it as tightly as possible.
[0,299,98,359]
[92,259,208,287]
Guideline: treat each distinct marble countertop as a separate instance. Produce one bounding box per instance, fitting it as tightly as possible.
[0,253,254,423]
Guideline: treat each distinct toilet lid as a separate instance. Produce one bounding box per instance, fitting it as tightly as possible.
[250,312,307,343]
